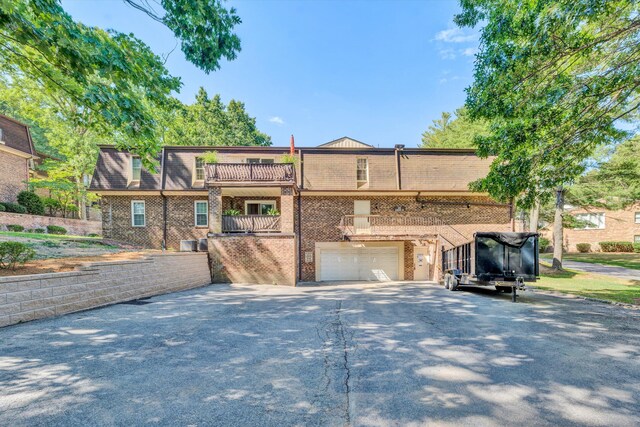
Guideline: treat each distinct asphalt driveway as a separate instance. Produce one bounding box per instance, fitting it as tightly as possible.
[1,282,639,426]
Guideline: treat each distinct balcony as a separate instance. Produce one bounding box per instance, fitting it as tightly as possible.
[222,215,281,233]
[339,215,469,246]
[205,163,295,185]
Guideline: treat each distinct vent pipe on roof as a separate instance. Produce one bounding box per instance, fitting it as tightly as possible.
[290,134,295,155]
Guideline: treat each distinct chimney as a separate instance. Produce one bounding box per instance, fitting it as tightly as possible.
[290,134,295,155]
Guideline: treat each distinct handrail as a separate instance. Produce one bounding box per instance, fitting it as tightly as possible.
[222,215,281,232]
[205,163,295,183]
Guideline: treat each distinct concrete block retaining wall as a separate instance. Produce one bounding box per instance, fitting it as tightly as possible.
[0,252,212,328]
[0,212,102,236]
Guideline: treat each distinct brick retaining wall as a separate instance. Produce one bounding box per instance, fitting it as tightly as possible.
[0,252,211,328]
[0,212,102,236]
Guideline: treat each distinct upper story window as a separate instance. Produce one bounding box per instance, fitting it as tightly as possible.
[131,157,142,181]
[195,157,205,181]
[246,158,274,164]
[131,200,145,227]
[575,212,605,229]
[195,201,208,226]
[635,212,640,223]
[356,158,368,188]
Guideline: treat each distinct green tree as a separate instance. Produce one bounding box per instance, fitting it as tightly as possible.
[421,107,488,148]
[165,88,271,146]
[456,0,640,268]
[0,0,242,162]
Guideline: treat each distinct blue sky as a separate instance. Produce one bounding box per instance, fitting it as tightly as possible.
[62,0,479,148]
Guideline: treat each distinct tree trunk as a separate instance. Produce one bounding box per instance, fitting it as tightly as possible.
[529,199,540,232]
[552,187,564,270]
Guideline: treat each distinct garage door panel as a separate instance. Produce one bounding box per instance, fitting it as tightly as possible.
[319,246,399,281]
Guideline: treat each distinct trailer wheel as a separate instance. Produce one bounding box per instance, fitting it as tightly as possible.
[445,274,458,291]
[444,273,451,289]
[496,286,513,293]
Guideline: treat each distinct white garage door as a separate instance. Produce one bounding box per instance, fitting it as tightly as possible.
[319,247,399,281]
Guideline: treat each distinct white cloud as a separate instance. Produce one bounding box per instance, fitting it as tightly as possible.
[438,48,457,60]
[434,28,476,43]
[462,47,478,57]
[269,116,285,126]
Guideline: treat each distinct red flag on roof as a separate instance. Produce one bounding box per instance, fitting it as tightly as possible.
[290,135,295,155]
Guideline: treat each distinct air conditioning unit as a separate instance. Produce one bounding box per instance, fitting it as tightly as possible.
[179,240,197,252]
[198,238,208,252]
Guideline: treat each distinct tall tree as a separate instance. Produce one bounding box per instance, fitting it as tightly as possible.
[165,88,271,146]
[456,0,640,268]
[421,107,488,149]
[0,0,242,162]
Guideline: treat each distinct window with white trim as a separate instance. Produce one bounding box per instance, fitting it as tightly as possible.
[245,200,276,215]
[131,201,145,227]
[356,158,368,188]
[195,158,205,181]
[195,201,208,226]
[635,235,640,244]
[246,158,274,164]
[574,212,605,229]
[635,212,640,224]
[131,157,142,181]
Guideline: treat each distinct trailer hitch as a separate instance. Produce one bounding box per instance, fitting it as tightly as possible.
[511,277,526,302]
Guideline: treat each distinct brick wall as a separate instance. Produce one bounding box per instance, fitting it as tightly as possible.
[101,195,164,247]
[541,203,640,252]
[208,234,296,286]
[0,252,211,328]
[165,196,209,249]
[0,150,28,203]
[0,212,101,236]
[299,195,511,281]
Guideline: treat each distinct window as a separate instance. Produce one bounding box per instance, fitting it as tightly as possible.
[0,127,4,142]
[194,157,205,181]
[635,212,640,224]
[131,201,145,227]
[246,158,274,164]
[635,235,640,244]
[356,158,368,188]
[245,200,276,215]
[574,212,605,229]
[194,201,208,226]
[131,157,142,181]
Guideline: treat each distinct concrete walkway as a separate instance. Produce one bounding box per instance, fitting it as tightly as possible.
[559,260,640,281]
[1,282,639,426]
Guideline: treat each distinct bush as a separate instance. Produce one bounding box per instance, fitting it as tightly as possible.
[0,241,36,270]
[32,228,46,234]
[17,191,45,215]
[223,209,241,216]
[0,203,5,212]
[46,225,67,235]
[634,243,640,254]
[539,237,550,253]
[576,243,591,253]
[199,150,218,164]
[599,241,634,253]
[87,233,100,237]
[42,197,62,213]
[6,224,25,232]
[3,202,27,214]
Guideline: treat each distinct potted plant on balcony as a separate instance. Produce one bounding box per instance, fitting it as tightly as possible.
[279,153,296,164]
[266,208,280,216]
[200,151,219,164]
[223,209,241,216]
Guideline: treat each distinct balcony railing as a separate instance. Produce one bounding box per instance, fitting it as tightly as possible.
[205,163,295,184]
[222,215,281,233]
[339,215,470,247]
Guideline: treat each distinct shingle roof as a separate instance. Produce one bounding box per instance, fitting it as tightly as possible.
[0,114,36,156]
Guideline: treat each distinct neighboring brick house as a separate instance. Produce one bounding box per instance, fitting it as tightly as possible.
[542,203,640,252]
[0,114,36,203]
[89,137,514,285]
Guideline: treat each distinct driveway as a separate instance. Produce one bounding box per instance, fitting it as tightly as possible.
[558,260,640,281]
[1,282,639,426]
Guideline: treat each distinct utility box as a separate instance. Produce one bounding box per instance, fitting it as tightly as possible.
[179,240,197,252]
[198,238,208,252]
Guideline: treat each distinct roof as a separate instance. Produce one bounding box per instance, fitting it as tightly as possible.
[0,113,36,157]
[317,137,374,149]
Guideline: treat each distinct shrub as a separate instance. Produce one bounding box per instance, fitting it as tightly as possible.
[199,150,219,164]
[17,191,45,215]
[599,241,634,252]
[46,225,67,235]
[6,224,25,232]
[634,243,640,254]
[0,241,36,270]
[279,153,297,164]
[3,202,27,214]
[223,209,241,216]
[266,208,280,216]
[576,243,591,253]
[539,237,550,253]
[42,197,62,214]
[88,233,100,237]
[32,228,46,234]
[0,203,5,212]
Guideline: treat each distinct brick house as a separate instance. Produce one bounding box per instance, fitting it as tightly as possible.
[542,203,640,252]
[89,137,514,285]
[0,114,36,203]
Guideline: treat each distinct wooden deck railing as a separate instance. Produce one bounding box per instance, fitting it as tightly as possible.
[205,163,295,183]
[222,215,281,232]
[339,215,470,247]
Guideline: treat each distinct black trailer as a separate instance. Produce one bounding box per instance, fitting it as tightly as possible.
[441,232,539,302]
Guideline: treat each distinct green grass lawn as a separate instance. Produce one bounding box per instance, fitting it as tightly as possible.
[540,252,640,270]
[0,231,100,240]
[535,263,640,305]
